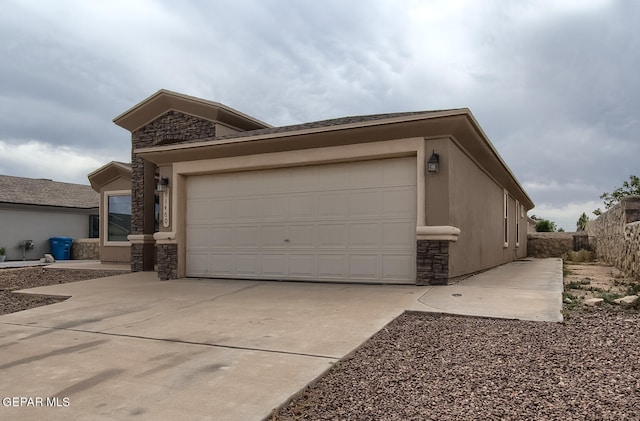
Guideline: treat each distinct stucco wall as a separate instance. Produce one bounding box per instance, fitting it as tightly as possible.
[585,196,640,279]
[0,205,95,261]
[445,140,528,278]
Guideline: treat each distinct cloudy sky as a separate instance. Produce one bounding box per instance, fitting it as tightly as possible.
[1,0,638,230]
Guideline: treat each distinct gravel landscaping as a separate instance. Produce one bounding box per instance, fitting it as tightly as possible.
[1,265,638,420]
[270,309,639,420]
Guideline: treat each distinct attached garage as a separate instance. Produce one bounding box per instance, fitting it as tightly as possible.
[186,157,417,283]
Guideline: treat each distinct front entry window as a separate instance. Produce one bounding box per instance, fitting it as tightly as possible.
[106,192,131,243]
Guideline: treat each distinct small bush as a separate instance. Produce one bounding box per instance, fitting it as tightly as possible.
[563,249,595,263]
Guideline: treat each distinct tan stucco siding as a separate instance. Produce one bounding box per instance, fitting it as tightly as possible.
[446,140,520,277]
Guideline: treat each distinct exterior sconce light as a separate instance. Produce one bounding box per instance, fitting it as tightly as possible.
[156,177,169,192]
[427,150,440,173]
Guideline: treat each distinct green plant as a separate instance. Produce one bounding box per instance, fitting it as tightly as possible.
[565,280,591,290]
[535,219,557,232]
[0,246,6,256]
[562,249,595,263]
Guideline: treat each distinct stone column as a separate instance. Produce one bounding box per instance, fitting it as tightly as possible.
[415,226,460,285]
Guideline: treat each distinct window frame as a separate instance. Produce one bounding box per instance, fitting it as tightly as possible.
[503,189,509,248]
[103,190,132,246]
[515,200,520,248]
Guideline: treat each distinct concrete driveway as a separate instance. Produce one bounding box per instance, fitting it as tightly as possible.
[0,258,562,420]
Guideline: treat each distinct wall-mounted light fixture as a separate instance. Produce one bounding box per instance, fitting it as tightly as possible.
[427,150,440,173]
[156,177,170,192]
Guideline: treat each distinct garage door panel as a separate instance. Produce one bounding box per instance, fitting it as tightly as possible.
[318,165,349,190]
[350,161,384,188]
[289,167,319,192]
[262,254,287,276]
[187,226,211,248]
[350,223,380,248]
[235,254,260,275]
[210,254,235,275]
[187,252,210,276]
[350,191,381,217]
[349,254,380,279]
[262,225,288,247]
[317,224,347,248]
[289,254,316,277]
[235,198,261,220]
[209,227,233,248]
[317,193,349,218]
[382,189,415,217]
[186,157,416,283]
[383,158,416,186]
[234,172,263,195]
[261,196,289,220]
[290,195,317,219]
[235,226,261,248]
[289,225,315,247]
[382,222,415,248]
[382,254,415,280]
[318,254,347,278]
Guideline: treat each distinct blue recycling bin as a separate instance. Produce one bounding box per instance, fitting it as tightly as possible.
[49,237,73,260]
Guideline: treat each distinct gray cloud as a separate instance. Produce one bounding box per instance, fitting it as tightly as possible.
[1,0,638,230]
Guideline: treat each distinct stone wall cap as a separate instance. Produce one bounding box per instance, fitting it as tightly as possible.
[416,225,461,241]
[154,232,177,244]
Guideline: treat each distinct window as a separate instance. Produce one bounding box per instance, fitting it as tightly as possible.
[105,191,131,244]
[515,201,520,247]
[503,190,509,247]
[89,215,99,239]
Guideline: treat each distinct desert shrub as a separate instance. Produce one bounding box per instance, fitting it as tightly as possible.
[563,249,595,263]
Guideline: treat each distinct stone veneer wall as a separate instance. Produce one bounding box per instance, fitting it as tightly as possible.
[585,196,640,280]
[528,232,577,258]
[71,238,99,260]
[129,110,217,276]
[416,240,449,285]
[156,244,178,280]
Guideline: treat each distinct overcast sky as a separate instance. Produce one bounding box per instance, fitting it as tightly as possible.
[1,0,638,230]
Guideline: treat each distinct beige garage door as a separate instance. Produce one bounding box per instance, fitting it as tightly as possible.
[186,157,416,283]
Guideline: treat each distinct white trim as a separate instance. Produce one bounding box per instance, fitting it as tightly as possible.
[103,190,132,247]
[127,234,155,244]
[503,189,509,248]
[153,232,177,244]
[515,200,521,248]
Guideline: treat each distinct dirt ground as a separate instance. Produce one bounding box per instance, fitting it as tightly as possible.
[563,261,639,305]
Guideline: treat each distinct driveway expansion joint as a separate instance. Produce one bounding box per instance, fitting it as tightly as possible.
[2,321,339,360]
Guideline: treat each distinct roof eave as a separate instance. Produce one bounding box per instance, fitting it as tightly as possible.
[113,89,272,133]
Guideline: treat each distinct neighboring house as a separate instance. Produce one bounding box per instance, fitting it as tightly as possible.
[87,161,132,263]
[100,89,534,285]
[0,175,99,261]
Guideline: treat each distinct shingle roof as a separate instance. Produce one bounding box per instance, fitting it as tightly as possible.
[179,110,457,145]
[0,175,99,209]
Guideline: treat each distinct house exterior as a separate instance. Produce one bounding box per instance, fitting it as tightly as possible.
[0,175,99,261]
[87,161,132,263]
[107,89,534,285]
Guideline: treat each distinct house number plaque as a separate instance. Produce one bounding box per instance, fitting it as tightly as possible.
[162,191,170,228]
